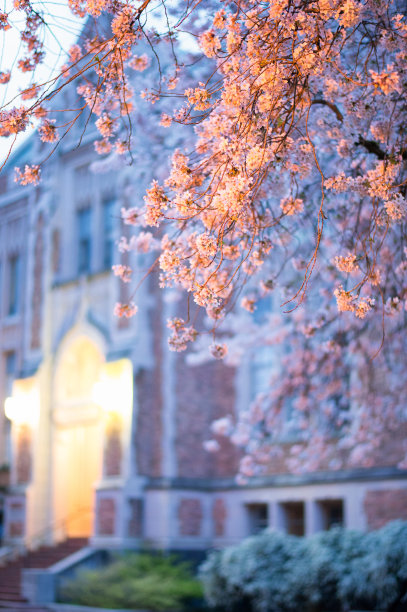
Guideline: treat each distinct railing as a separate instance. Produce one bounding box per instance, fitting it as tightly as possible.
[0,504,93,566]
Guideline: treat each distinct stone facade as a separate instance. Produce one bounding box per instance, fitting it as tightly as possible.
[30,213,44,351]
[15,425,32,485]
[127,498,143,538]
[104,426,123,478]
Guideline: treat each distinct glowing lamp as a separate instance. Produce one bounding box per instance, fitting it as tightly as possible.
[4,395,39,425]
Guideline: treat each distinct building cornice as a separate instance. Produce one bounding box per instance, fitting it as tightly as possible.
[145,466,407,492]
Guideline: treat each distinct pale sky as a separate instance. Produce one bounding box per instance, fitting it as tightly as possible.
[0,0,197,165]
[0,0,85,163]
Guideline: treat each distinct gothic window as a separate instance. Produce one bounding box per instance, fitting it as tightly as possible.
[77,208,92,274]
[8,254,21,316]
[51,228,61,276]
[3,352,15,464]
[318,499,344,530]
[5,351,16,395]
[246,503,269,535]
[102,197,116,270]
[279,501,305,536]
[251,295,275,397]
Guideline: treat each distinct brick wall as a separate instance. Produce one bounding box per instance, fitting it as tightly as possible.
[364,489,407,530]
[178,498,203,536]
[135,272,163,477]
[212,498,227,537]
[367,424,407,468]
[97,497,116,536]
[5,497,25,539]
[0,467,9,488]
[259,422,407,477]
[9,521,24,537]
[175,357,239,478]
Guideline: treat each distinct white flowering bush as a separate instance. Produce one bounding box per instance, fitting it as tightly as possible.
[312,523,407,610]
[363,521,407,610]
[382,520,407,585]
[199,549,246,610]
[200,521,407,612]
[201,531,313,612]
[310,528,380,610]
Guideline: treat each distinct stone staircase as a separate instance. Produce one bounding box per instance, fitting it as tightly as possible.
[0,606,52,611]
[0,537,87,610]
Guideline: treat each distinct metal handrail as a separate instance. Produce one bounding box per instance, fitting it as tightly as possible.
[0,504,93,565]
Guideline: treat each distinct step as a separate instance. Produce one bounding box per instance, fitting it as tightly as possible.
[0,538,88,607]
[0,604,50,611]
[0,593,26,601]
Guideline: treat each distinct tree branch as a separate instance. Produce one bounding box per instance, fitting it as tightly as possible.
[311,98,343,122]
[357,136,386,160]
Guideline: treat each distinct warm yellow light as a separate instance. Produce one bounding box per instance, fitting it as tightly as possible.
[92,382,106,409]
[4,395,39,425]
[4,396,17,421]
[92,359,133,418]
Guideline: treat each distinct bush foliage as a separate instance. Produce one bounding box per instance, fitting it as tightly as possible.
[199,520,407,612]
[60,552,203,610]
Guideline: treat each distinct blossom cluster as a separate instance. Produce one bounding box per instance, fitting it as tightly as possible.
[167,318,198,352]
[14,164,41,185]
[2,0,407,476]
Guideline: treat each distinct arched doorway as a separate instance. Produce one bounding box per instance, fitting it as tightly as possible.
[52,335,104,538]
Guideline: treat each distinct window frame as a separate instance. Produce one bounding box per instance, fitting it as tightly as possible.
[7,253,21,316]
[77,207,92,275]
[102,197,116,270]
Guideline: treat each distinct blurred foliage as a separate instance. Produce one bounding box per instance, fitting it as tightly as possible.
[60,552,203,610]
[200,520,407,612]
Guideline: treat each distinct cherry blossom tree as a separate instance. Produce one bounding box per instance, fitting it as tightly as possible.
[1,0,407,477]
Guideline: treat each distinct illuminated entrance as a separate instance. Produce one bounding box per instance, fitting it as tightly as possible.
[53,336,104,538]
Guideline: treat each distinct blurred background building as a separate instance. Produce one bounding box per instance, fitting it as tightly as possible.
[0,41,407,558]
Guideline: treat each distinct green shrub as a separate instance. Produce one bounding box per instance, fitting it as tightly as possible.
[60,552,203,610]
[200,521,407,612]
